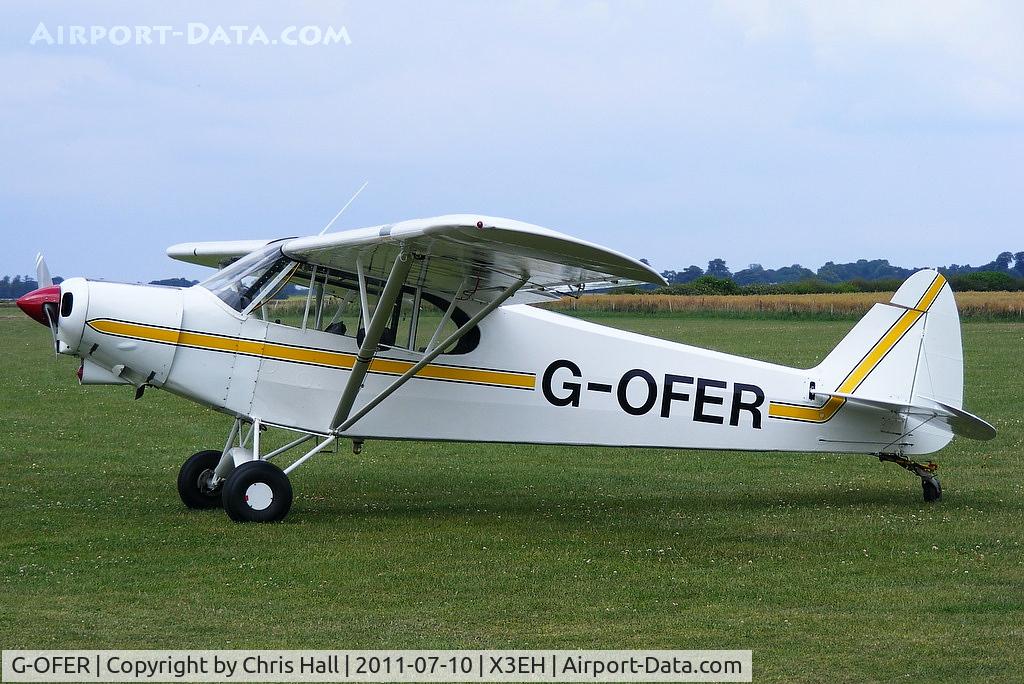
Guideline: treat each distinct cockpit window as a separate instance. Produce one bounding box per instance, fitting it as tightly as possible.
[261,262,480,355]
[200,249,479,354]
[199,242,295,313]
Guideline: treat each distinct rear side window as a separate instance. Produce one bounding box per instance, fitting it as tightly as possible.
[262,264,480,355]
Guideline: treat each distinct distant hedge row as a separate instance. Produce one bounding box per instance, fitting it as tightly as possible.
[545,291,1024,320]
[622,271,1024,296]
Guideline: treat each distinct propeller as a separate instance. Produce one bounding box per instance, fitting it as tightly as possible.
[44,303,59,356]
[36,252,53,288]
[15,253,61,355]
[38,254,59,355]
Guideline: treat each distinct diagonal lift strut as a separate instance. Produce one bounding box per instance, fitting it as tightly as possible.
[331,274,528,435]
[329,250,414,429]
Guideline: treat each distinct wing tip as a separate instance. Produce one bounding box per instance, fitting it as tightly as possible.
[632,260,668,287]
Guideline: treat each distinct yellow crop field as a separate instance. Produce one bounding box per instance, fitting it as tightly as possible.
[543,291,1024,318]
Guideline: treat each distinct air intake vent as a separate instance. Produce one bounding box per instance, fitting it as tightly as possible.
[60,291,74,317]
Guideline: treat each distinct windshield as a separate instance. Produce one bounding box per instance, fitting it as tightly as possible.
[199,242,293,312]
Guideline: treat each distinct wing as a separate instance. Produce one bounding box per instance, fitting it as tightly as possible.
[286,215,664,298]
[166,239,276,268]
[168,215,665,296]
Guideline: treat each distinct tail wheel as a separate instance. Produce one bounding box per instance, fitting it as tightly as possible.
[177,450,224,509]
[222,461,293,523]
[879,454,944,504]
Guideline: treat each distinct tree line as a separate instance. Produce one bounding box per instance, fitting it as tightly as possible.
[0,275,65,300]
[4,251,1023,300]
[0,276,300,300]
[0,275,188,300]
[654,251,1024,294]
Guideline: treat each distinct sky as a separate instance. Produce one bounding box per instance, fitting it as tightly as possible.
[1,1,1022,283]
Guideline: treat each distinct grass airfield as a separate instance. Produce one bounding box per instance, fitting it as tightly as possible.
[1,307,1021,682]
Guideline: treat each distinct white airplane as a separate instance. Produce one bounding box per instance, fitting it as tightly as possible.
[17,215,995,522]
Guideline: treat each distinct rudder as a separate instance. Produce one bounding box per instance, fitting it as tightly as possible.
[812,270,953,407]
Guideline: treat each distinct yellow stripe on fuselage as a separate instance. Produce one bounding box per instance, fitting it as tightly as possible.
[86,319,535,390]
[768,273,946,423]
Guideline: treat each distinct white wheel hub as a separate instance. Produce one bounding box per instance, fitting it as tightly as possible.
[244,482,274,511]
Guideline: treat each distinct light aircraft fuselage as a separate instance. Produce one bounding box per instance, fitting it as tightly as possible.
[16,214,993,520]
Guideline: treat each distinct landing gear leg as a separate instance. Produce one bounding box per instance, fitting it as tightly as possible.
[879,453,942,502]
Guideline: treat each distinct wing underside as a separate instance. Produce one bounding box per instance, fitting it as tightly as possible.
[167,215,665,300]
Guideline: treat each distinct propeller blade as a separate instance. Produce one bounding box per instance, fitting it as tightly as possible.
[43,303,60,357]
[35,253,53,288]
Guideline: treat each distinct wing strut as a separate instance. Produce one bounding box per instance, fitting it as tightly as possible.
[331,274,529,435]
[330,250,414,428]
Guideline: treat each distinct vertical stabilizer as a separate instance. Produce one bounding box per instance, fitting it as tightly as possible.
[812,270,951,405]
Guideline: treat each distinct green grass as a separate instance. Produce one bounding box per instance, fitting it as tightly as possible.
[1,307,1021,682]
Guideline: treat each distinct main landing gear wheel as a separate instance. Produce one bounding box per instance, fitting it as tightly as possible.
[222,461,293,523]
[177,450,224,509]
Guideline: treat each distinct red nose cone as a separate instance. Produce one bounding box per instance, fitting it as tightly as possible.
[16,285,60,326]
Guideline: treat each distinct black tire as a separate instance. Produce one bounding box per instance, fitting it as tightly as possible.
[177,450,224,509]
[222,461,293,523]
[922,476,942,503]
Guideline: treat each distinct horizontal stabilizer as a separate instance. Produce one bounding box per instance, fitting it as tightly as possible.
[818,390,996,441]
